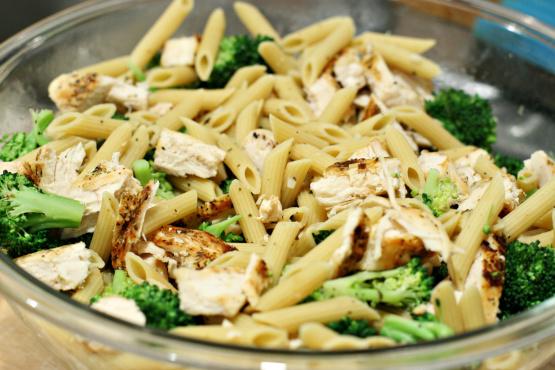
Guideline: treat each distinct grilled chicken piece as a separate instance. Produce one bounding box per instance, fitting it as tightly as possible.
[48,72,115,112]
[153,129,226,179]
[106,80,149,111]
[523,150,555,187]
[111,181,158,269]
[360,207,451,271]
[91,296,146,326]
[174,254,269,317]
[365,53,423,109]
[333,46,368,90]
[241,129,276,172]
[310,158,405,216]
[305,73,339,117]
[149,225,235,270]
[198,194,234,221]
[348,139,389,160]
[161,36,198,67]
[329,208,371,277]
[15,242,104,291]
[465,236,505,324]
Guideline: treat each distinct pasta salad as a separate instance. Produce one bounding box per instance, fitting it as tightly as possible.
[2,0,555,351]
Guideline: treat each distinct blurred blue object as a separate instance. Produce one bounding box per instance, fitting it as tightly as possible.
[474,0,555,74]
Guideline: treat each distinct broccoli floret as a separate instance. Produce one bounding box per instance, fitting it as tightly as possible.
[312,230,334,244]
[111,112,129,121]
[0,109,54,161]
[421,169,459,217]
[499,240,555,318]
[380,315,453,344]
[132,159,174,199]
[494,154,524,177]
[93,270,195,330]
[122,282,196,330]
[309,258,433,309]
[219,178,234,194]
[199,215,243,242]
[0,172,85,257]
[431,262,449,285]
[425,89,497,151]
[204,35,274,88]
[327,317,377,338]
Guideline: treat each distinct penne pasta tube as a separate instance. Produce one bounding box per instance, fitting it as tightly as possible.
[261,139,293,197]
[47,112,124,140]
[157,98,202,131]
[233,2,281,42]
[431,281,464,333]
[90,192,119,262]
[281,159,312,208]
[254,261,333,311]
[170,176,220,202]
[263,98,311,126]
[270,115,328,148]
[349,111,396,136]
[385,125,425,191]
[195,8,226,81]
[78,122,133,177]
[253,296,379,333]
[120,125,151,168]
[290,143,336,175]
[235,100,264,143]
[264,221,302,284]
[391,106,464,150]
[76,55,130,76]
[451,175,505,286]
[258,41,298,75]
[282,17,353,53]
[372,40,441,79]
[226,65,267,89]
[301,20,355,85]
[146,66,197,88]
[218,134,262,194]
[143,190,198,234]
[149,88,235,107]
[496,177,555,242]
[130,0,195,69]
[229,180,267,243]
[354,32,436,53]
[181,117,217,145]
[71,268,105,304]
[459,286,487,330]
[125,252,176,291]
[319,87,357,124]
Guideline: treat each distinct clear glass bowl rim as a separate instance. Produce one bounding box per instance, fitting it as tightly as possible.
[0,0,554,368]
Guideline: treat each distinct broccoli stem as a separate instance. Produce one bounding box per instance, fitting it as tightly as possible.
[133,159,152,186]
[112,270,134,295]
[30,109,54,146]
[423,169,439,195]
[200,215,242,238]
[11,188,85,232]
[382,316,436,341]
[379,327,416,344]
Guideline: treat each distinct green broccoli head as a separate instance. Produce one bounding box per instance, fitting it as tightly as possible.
[327,317,377,338]
[421,169,459,217]
[499,240,555,318]
[199,215,242,241]
[494,154,524,177]
[204,35,274,88]
[425,89,497,151]
[122,282,197,330]
[93,270,196,330]
[0,109,54,162]
[219,178,234,194]
[312,229,334,244]
[0,172,85,257]
[132,159,175,199]
[310,258,434,309]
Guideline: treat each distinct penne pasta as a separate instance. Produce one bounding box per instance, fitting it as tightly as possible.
[195,8,226,81]
[233,2,281,42]
[229,180,267,243]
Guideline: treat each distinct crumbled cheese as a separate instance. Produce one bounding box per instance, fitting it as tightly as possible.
[257,194,283,223]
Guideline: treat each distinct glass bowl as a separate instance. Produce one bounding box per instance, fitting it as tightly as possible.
[1,0,555,369]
